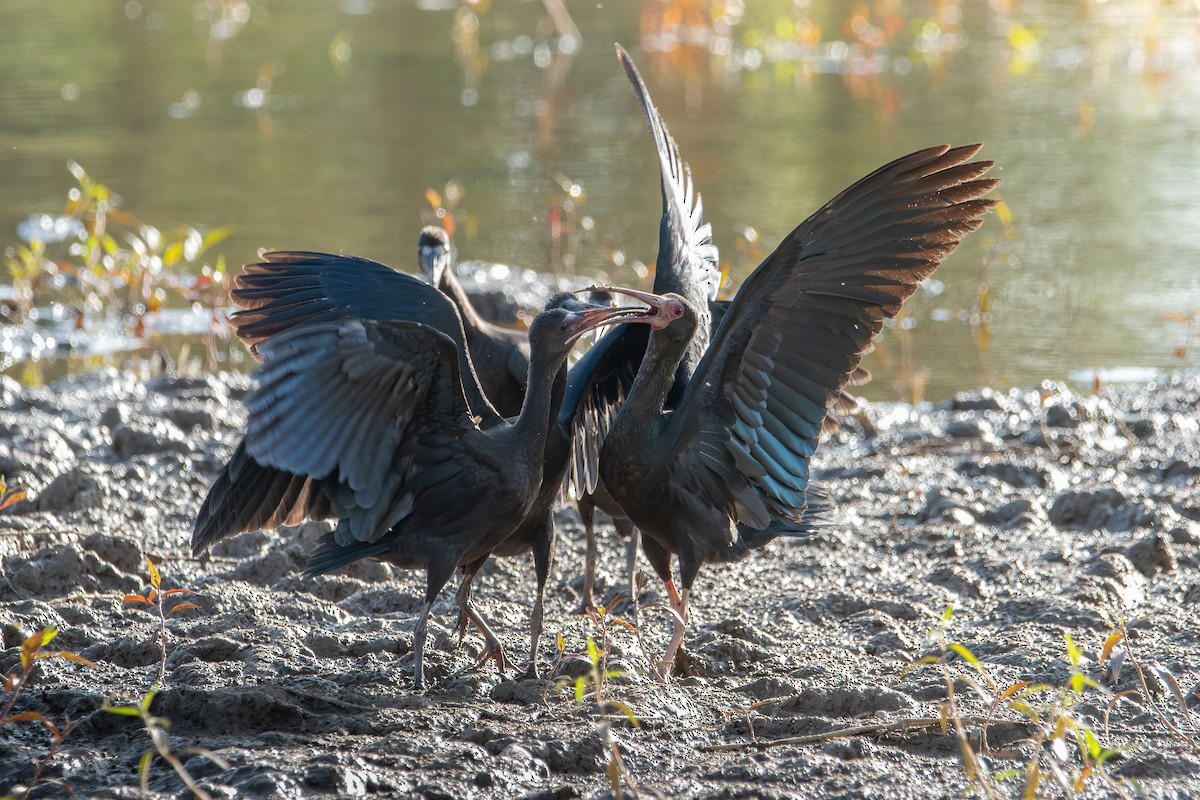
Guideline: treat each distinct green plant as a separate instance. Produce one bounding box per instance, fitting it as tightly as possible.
[112,560,223,795]
[911,607,1135,798]
[1101,621,1200,750]
[1,627,94,800]
[552,605,665,799]
[571,604,640,712]
[103,690,228,800]
[4,161,235,376]
[123,558,198,688]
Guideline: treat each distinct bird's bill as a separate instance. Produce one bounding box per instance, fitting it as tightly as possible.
[572,285,677,329]
[565,302,658,344]
[416,226,450,285]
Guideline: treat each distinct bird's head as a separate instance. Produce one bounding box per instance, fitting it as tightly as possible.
[417,225,453,288]
[531,291,671,355]
[570,286,689,333]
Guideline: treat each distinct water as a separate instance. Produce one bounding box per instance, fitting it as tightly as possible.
[3,0,1199,400]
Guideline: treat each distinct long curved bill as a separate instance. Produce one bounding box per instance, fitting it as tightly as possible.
[575,285,678,319]
[565,301,659,344]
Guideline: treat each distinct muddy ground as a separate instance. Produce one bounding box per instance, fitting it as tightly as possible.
[0,366,1198,799]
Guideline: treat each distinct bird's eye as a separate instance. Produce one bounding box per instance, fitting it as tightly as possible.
[671,302,684,318]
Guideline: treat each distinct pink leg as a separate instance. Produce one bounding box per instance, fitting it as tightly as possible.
[462,605,511,674]
[657,585,690,680]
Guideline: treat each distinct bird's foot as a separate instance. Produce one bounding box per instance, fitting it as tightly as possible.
[461,640,512,676]
[451,611,470,645]
[516,662,541,682]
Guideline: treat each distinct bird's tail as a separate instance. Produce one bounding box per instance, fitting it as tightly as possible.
[303,530,389,576]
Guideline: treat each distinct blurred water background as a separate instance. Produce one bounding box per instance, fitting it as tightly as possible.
[2,0,1199,401]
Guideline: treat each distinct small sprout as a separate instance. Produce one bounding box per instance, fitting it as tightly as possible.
[122,559,201,687]
[104,689,227,799]
[0,475,27,513]
[1064,632,1082,668]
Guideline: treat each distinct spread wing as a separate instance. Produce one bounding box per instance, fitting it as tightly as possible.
[561,322,648,498]
[615,44,719,305]
[243,318,477,546]
[561,46,721,498]
[191,440,332,554]
[231,250,501,426]
[667,144,998,528]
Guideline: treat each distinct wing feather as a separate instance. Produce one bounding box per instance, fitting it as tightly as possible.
[244,318,475,544]
[668,144,997,527]
[561,48,723,496]
[615,45,719,305]
[229,250,502,427]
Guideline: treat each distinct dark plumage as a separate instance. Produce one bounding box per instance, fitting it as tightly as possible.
[587,144,999,677]
[193,253,497,556]
[190,251,657,690]
[561,44,721,611]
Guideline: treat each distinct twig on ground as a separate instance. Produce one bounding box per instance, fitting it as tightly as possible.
[698,716,1031,753]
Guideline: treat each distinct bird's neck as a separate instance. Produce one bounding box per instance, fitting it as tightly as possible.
[616,320,694,439]
[439,269,488,335]
[670,310,710,405]
[505,344,567,464]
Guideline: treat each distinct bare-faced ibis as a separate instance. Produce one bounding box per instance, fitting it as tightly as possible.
[581,144,998,677]
[194,273,660,688]
[562,44,721,613]
[417,225,529,417]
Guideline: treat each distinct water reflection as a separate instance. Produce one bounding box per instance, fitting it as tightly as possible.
[1,0,1198,400]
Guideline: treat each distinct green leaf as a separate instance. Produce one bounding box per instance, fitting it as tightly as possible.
[0,489,24,512]
[1064,632,1081,667]
[1099,629,1124,664]
[163,241,183,268]
[950,643,981,671]
[574,677,586,704]
[1081,728,1103,759]
[138,750,154,793]
[586,637,600,665]
[21,626,57,669]
[48,651,95,667]
[200,226,233,254]
[942,605,955,622]
[105,705,142,717]
[607,699,641,728]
